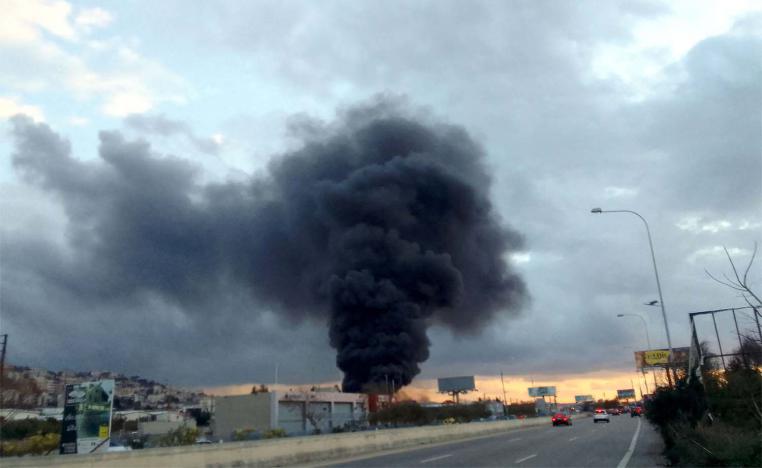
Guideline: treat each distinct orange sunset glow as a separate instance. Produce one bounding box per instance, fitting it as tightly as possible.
[202,369,660,403]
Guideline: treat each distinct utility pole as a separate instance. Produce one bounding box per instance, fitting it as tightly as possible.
[0,334,7,413]
[500,372,508,408]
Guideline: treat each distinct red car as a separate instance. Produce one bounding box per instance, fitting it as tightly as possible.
[551,412,572,426]
[608,408,621,415]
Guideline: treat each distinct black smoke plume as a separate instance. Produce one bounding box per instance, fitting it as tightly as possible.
[9,100,527,391]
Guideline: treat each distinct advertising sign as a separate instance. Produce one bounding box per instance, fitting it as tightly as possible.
[59,379,114,455]
[634,347,690,370]
[528,386,556,397]
[437,376,476,393]
[574,395,594,403]
[617,389,636,399]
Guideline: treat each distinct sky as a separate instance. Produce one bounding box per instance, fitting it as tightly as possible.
[1,0,760,402]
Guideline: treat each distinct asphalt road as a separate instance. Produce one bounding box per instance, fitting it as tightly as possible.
[324,415,665,468]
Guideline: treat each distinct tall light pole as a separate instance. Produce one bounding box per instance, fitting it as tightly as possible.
[591,208,674,355]
[618,313,654,394]
[617,313,651,350]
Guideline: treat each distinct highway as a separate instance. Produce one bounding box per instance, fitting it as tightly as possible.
[324,415,664,467]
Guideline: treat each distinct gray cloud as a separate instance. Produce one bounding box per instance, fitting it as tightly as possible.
[2,1,760,390]
[124,113,221,155]
[4,99,528,389]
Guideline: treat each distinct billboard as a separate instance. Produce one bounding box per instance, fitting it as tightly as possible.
[574,395,594,403]
[437,376,476,393]
[59,379,114,455]
[634,347,690,370]
[617,389,636,399]
[528,386,556,397]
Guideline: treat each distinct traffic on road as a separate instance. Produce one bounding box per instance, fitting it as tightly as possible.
[326,414,663,467]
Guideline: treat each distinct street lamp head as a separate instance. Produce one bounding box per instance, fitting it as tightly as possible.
[591,208,602,213]
[644,300,659,306]
[617,314,624,317]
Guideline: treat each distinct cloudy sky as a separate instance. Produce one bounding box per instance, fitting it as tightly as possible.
[1,0,760,401]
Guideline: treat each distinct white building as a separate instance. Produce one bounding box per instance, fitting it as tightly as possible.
[214,391,366,440]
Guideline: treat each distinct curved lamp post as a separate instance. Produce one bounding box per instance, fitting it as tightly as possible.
[591,208,674,357]
[617,313,652,350]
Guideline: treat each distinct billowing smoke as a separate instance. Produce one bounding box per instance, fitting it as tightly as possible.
[9,100,527,391]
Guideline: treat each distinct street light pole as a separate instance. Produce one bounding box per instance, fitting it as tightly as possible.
[617,312,655,393]
[617,313,651,350]
[591,208,674,355]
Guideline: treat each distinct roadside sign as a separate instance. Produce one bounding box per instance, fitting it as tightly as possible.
[528,386,556,397]
[58,379,115,455]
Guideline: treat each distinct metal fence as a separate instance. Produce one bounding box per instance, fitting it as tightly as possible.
[688,306,761,377]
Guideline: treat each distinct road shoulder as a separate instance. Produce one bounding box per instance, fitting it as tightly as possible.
[627,419,667,467]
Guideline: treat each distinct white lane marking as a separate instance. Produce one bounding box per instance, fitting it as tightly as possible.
[569,436,579,442]
[616,417,642,468]
[507,437,522,442]
[420,454,453,464]
[515,454,537,464]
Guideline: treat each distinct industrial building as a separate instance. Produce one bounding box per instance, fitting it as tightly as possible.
[213,390,367,440]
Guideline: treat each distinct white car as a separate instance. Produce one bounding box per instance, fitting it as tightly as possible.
[593,408,610,423]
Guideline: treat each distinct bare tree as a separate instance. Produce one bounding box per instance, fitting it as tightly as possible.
[705,242,761,308]
[293,387,328,434]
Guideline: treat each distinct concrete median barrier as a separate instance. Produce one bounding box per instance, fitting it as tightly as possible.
[5,415,588,467]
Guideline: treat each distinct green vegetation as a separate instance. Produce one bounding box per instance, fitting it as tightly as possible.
[156,426,199,447]
[263,428,287,439]
[506,401,535,417]
[232,428,259,441]
[369,401,490,426]
[0,418,60,440]
[1,433,60,457]
[646,366,761,466]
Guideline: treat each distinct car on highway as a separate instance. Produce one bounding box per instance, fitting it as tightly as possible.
[608,407,621,415]
[593,408,610,423]
[551,412,572,426]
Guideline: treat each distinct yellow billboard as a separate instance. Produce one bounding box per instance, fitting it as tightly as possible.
[644,350,671,365]
[634,347,689,370]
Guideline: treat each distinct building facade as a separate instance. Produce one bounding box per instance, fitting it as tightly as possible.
[213,390,367,440]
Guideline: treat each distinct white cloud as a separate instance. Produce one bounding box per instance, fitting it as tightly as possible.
[103,91,154,117]
[676,216,757,233]
[68,116,89,126]
[510,252,532,264]
[738,220,762,231]
[603,186,638,198]
[211,133,225,145]
[75,7,113,30]
[688,245,749,263]
[0,0,76,44]
[0,96,45,121]
[0,1,188,119]
[590,0,762,99]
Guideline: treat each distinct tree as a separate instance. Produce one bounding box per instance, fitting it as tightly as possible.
[302,391,327,434]
[705,242,762,371]
[251,384,269,394]
[705,242,761,308]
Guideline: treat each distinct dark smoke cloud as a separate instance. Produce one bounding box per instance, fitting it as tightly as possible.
[8,100,527,391]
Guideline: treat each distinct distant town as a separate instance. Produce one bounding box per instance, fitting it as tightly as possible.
[2,364,210,411]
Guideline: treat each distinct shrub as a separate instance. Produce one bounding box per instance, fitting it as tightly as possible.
[1,433,60,457]
[156,426,199,447]
[646,368,761,466]
[263,428,287,439]
[368,401,489,427]
[0,418,61,440]
[232,428,259,441]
